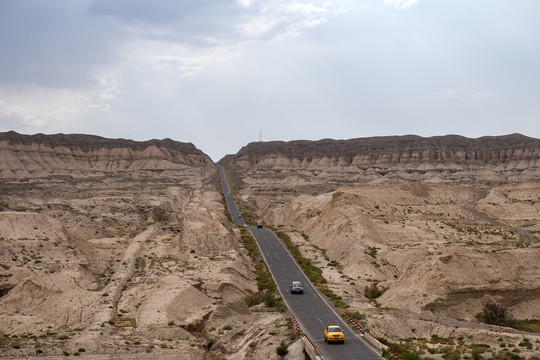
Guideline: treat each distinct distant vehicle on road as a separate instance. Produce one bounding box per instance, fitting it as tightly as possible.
[290,281,303,294]
[324,325,344,344]
[237,214,242,218]
[257,223,263,228]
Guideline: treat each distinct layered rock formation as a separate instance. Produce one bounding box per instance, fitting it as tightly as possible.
[0,131,214,178]
[222,134,540,183]
[222,134,540,356]
[0,132,294,359]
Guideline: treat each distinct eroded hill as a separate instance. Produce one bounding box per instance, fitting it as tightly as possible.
[222,134,540,358]
[0,132,295,359]
[223,134,540,185]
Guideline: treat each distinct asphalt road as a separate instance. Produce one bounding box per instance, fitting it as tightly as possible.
[218,164,246,227]
[218,165,383,360]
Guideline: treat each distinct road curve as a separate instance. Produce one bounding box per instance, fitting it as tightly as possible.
[218,165,384,360]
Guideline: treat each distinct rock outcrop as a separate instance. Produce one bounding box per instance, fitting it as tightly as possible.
[222,134,540,357]
[222,134,540,183]
[0,132,294,359]
[0,131,214,178]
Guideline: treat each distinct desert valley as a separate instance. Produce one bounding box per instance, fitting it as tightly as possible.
[1,131,539,359]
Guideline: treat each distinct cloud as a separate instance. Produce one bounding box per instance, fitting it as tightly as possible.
[0,1,124,89]
[2,0,539,161]
[86,0,335,45]
[87,0,232,23]
[383,0,420,10]
[0,0,340,139]
[0,0,339,90]
[444,90,458,99]
[236,0,253,7]
[95,0,340,83]
[471,91,501,103]
[0,81,116,134]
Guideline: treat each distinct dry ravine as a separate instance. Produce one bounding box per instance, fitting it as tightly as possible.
[0,132,298,359]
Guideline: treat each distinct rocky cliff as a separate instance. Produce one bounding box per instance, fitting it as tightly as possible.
[0,132,292,358]
[224,134,540,355]
[222,134,540,183]
[0,131,214,178]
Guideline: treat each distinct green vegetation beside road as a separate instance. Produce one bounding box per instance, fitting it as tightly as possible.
[239,227,284,310]
[273,229,349,309]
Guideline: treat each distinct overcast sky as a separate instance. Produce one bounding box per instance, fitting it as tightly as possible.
[1,0,539,161]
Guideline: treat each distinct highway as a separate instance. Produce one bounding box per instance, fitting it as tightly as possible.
[218,164,246,227]
[218,165,384,360]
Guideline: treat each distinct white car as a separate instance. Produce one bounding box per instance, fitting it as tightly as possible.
[290,281,303,294]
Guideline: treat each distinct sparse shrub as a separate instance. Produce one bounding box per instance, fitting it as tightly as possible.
[470,348,484,360]
[364,283,385,299]
[476,302,516,327]
[442,351,460,360]
[386,340,423,360]
[514,318,540,333]
[264,295,277,307]
[244,292,276,307]
[327,260,339,267]
[276,341,288,357]
[244,293,262,307]
[497,351,524,360]
[402,352,420,360]
[348,311,365,321]
[518,338,532,349]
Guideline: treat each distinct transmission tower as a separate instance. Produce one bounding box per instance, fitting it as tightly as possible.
[467,151,477,225]
[259,131,262,142]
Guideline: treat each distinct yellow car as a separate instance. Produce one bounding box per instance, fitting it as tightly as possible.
[324,325,344,344]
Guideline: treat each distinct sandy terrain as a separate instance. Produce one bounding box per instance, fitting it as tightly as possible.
[236,174,540,358]
[2,132,540,359]
[0,169,296,359]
